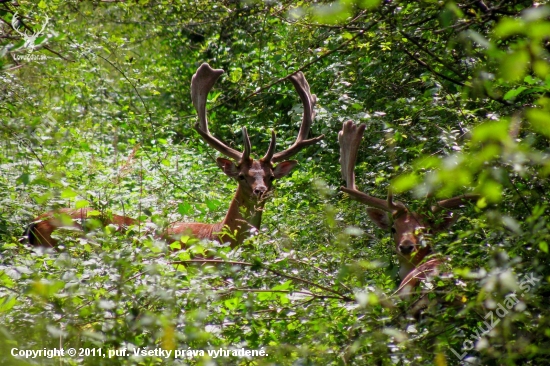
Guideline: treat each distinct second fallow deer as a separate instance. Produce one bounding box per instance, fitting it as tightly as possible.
[338,120,479,314]
[164,63,324,248]
[26,208,137,248]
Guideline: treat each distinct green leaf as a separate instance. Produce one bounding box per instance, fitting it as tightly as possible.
[170,241,182,251]
[503,86,527,100]
[471,120,510,143]
[33,192,52,205]
[494,18,524,38]
[528,22,550,39]
[534,60,550,78]
[0,296,18,312]
[313,3,352,25]
[224,297,241,311]
[392,173,419,193]
[526,108,550,138]
[272,280,292,291]
[413,156,441,170]
[481,180,502,203]
[359,0,381,10]
[61,188,78,199]
[229,67,242,83]
[75,200,90,209]
[500,49,530,81]
[206,199,221,211]
[16,173,30,185]
[178,202,192,215]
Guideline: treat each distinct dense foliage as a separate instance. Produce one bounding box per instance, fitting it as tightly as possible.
[1,0,549,365]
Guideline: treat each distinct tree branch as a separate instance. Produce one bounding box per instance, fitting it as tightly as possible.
[170,259,354,301]
[399,30,466,80]
[402,48,466,87]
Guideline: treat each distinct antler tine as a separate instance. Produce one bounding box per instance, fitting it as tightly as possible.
[431,194,480,213]
[339,120,365,190]
[271,71,325,163]
[241,126,251,163]
[387,188,403,211]
[261,130,276,162]
[339,120,395,213]
[191,63,243,161]
[12,13,26,37]
[38,14,49,34]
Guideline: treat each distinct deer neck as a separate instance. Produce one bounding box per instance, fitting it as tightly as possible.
[398,246,433,280]
[220,185,265,248]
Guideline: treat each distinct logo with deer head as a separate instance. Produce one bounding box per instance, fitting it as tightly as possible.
[11,13,49,53]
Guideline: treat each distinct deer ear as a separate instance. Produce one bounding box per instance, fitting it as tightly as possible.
[273,160,298,179]
[366,208,391,230]
[216,158,239,177]
[430,213,459,232]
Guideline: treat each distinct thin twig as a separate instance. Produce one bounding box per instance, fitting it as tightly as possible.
[170,259,354,301]
[399,30,465,80]
[240,27,369,102]
[402,48,465,87]
[43,45,71,61]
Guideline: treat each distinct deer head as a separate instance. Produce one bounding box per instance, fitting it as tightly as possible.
[11,13,49,52]
[191,63,324,204]
[339,120,479,279]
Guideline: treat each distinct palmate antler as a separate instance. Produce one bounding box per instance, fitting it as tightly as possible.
[271,72,324,162]
[339,120,404,213]
[338,120,479,213]
[191,64,244,160]
[190,63,324,164]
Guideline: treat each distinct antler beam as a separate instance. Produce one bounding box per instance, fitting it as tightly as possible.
[338,120,397,213]
[191,63,243,161]
[192,64,323,164]
[271,71,324,163]
[431,194,480,213]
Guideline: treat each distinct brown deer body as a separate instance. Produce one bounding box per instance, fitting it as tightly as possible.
[26,64,323,250]
[164,159,295,247]
[26,208,137,247]
[338,120,478,315]
[163,63,324,248]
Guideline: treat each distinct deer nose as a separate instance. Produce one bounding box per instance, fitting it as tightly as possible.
[253,186,267,196]
[399,240,415,255]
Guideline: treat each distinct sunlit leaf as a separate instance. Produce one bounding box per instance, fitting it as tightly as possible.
[471,120,510,143]
[503,86,527,100]
[494,18,524,38]
[390,173,419,193]
[500,49,530,81]
[526,108,550,138]
[312,2,352,25]
[360,0,381,10]
[61,188,78,199]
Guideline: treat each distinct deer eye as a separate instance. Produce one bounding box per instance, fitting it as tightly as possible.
[269,175,275,181]
[238,174,245,180]
[391,227,396,234]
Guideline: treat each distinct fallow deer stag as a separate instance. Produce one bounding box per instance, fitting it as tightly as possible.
[26,208,137,247]
[338,120,479,315]
[164,63,324,248]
